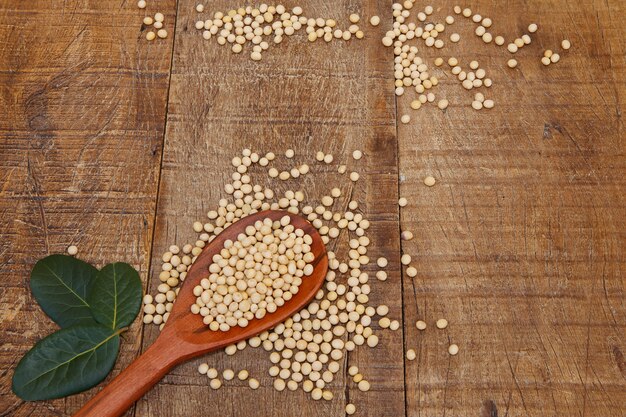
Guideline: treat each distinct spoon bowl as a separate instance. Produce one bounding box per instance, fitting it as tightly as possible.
[73,210,328,417]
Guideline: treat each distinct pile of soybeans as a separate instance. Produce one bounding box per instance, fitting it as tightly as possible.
[190,215,315,331]
[142,148,399,412]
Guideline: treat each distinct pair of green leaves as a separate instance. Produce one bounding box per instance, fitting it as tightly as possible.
[12,255,142,401]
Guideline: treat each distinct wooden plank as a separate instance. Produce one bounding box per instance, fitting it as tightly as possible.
[0,1,174,415]
[138,1,405,417]
[398,1,625,416]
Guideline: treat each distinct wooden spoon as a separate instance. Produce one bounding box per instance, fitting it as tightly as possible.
[73,210,328,417]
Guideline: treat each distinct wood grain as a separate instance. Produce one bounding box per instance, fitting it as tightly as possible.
[397,1,625,416]
[137,1,404,417]
[0,1,174,416]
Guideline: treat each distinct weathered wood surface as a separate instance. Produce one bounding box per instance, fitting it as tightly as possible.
[0,1,174,416]
[0,0,624,416]
[137,0,405,416]
[398,1,625,416]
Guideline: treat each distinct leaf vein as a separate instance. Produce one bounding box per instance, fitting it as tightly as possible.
[42,264,90,307]
[21,331,119,388]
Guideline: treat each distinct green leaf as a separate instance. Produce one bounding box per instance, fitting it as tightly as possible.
[87,262,142,329]
[12,324,120,401]
[30,255,99,327]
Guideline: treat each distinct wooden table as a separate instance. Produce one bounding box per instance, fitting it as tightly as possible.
[1,1,624,416]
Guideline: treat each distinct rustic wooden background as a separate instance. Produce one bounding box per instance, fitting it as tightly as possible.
[1,0,624,416]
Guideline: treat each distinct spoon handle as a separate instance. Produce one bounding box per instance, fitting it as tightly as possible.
[72,336,179,417]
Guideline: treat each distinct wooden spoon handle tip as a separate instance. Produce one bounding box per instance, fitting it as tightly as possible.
[72,338,179,417]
